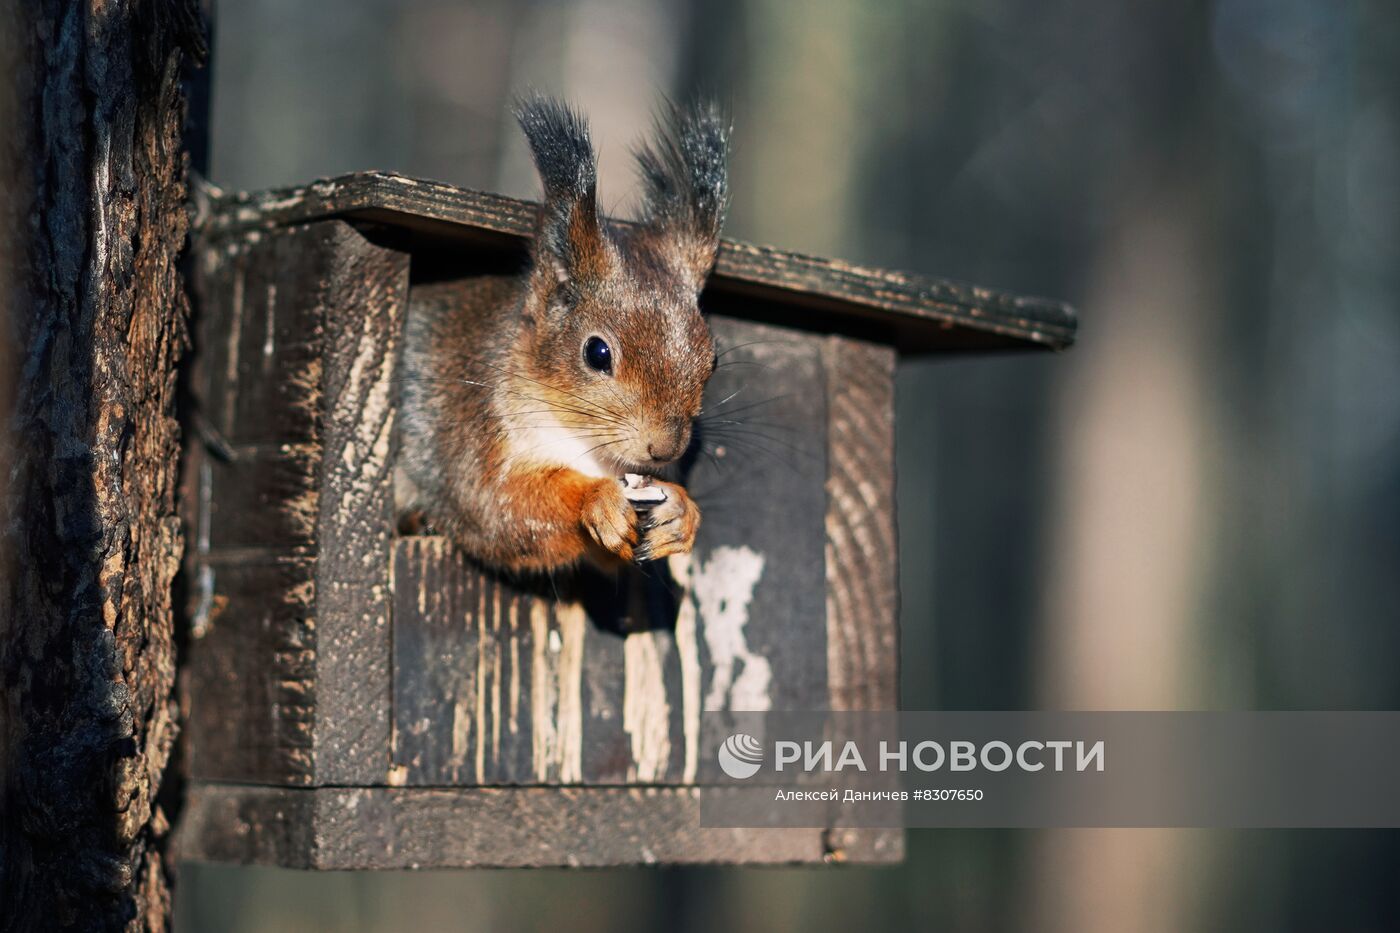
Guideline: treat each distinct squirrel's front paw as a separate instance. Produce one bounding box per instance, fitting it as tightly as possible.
[581,479,640,561]
[636,481,701,561]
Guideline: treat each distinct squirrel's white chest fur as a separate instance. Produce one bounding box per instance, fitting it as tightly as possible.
[512,418,614,479]
[492,374,619,479]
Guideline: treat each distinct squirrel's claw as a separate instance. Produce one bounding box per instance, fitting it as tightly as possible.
[635,480,700,561]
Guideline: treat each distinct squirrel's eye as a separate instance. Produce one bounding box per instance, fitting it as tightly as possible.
[583,336,612,374]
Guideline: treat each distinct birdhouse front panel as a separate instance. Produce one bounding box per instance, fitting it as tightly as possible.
[388,314,842,788]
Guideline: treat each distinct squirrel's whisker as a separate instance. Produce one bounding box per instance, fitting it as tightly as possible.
[565,437,628,470]
[477,359,632,422]
[448,374,633,428]
[701,425,814,457]
[509,430,625,465]
[706,386,745,410]
[696,433,808,474]
[456,379,633,429]
[714,359,770,372]
[700,392,792,418]
[697,417,796,433]
[715,338,784,360]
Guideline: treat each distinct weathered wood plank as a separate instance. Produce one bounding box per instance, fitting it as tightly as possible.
[313,221,407,785]
[389,543,698,787]
[821,335,903,863]
[187,556,318,785]
[178,783,898,868]
[823,336,900,712]
[198,235,328,446]
[205,444,320,553]
[179,784,318,871]
[390,537,535,785]
[202,171,1076,353]
[821,826,905,865]
[390,539,691,786]
[187,219,407,787]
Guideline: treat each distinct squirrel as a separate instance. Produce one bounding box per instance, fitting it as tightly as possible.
[398,94,730,574]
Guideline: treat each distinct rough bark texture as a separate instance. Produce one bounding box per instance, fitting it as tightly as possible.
[0,1,205,930]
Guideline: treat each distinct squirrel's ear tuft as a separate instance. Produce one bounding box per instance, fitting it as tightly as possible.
[513,93,612,287]
[635,98,731,289]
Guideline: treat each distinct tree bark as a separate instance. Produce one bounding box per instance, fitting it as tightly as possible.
[1,1,206,930]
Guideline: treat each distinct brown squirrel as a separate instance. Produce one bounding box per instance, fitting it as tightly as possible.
[399,95,730,573]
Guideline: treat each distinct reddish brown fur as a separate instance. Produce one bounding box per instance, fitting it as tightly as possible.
[398,98,726,574]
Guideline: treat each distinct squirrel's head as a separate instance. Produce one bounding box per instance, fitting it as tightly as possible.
[512,94,728,473]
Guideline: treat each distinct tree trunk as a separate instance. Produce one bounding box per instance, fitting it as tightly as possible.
[1,1,206,930]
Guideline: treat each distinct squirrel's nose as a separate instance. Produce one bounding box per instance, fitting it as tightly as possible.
[646,439,682,462]
[646,420,690,463]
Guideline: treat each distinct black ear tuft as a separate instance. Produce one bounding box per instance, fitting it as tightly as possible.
[635,98,731,287]
[513,93,610,285]
[514,92,597,205]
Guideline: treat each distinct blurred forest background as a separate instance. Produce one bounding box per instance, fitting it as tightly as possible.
[180,1,1400,930]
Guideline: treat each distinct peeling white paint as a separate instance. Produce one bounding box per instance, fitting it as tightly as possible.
[224,265,244,431]
[668,552,702,783]
[623,632,672,782]
[262,282,277,365]
[508,601,521,735]
[491,590,502,768]
[530,602,554,781]
[450,693,471,773]
[530,602,585,782]
[693,545,771,712]
[474,582,487,784]
[555,604,585,783]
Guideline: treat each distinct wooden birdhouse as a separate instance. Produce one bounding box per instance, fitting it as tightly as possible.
[176,172,1075,869]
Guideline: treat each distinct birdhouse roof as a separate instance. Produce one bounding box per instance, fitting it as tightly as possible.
[204,171,1076,354]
